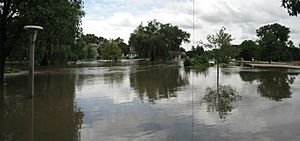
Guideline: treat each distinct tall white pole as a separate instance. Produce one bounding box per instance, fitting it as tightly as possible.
[28,30,38,97]
[24,25,43,98]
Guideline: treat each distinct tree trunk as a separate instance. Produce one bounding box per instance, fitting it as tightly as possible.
[269,60,271,64]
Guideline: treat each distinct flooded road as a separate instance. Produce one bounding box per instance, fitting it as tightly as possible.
[1,61,300,141]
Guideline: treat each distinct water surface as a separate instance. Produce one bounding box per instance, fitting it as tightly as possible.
[1,61,300,141]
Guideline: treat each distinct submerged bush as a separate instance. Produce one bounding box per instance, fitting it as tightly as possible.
[184,55,209,70]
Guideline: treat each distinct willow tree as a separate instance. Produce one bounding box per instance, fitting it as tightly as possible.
[129,20,190,61]
[0,0,84,81]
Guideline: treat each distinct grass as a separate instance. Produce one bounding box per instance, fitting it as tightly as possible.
[5,67,21,74]
[249,61,291,65]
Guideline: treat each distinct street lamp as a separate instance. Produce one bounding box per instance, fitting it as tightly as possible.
[24,25,43,97]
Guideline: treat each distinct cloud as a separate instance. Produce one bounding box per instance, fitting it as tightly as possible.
[82,0,300,50]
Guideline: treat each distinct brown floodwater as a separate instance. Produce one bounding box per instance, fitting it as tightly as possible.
[1,60,300,141]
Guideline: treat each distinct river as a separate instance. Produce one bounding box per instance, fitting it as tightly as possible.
[1,60,300,141]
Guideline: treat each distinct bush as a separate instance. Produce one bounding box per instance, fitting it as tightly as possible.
[184,58,192,66]
[184,55,209,70]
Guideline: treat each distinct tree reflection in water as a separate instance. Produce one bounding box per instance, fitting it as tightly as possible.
[240,71,297,101]
[103,72,124,84]
[203,85,241,119]
[184,67,209,76]
[0,73,83,141]
[130,66,188,103]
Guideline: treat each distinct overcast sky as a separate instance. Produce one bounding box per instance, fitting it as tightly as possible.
[82,0,300,50]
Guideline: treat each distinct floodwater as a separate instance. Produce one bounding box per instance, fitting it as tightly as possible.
[1,61,300,141]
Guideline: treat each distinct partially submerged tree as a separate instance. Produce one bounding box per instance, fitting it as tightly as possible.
[239,40,261,61]
[0,0,84,81]
[101,40,122,61]
[114,37,130,57]
[129,20,190,61]
[201,27,236,63]
[186,45,205,58]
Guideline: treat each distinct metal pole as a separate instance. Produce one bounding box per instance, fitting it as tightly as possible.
[24,25,43,98]
[28,30,38,97]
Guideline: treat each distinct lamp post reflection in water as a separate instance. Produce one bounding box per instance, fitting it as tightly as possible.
[0,84,4,140]
[23,25,43,141]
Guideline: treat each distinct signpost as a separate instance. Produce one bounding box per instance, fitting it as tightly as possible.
[24,25,43,97]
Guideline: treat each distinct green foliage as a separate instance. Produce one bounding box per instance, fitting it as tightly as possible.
[86,45,97,60]
[33,0,84,65]
[73,37,87,60]
[184,58,192,66]
[184,55,209,70]
[201,27,236,63]
[129,20,190,61]
[288,47,300,61]
[82,34,106,45]
[50,45,74,64]
[0,0,84,69]
[4,67,21,74]
[114,37,130,57]
[282,0,300,16]
[187,45,204,58]
[256,23,291,63]
[239,40,261,61]
[101,41,122,61]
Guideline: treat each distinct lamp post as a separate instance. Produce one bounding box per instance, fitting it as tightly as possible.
[24,25,43,97]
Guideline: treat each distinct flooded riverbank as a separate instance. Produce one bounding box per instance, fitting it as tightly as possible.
[1,61,300,141]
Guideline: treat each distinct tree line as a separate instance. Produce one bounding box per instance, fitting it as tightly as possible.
[185,22,300,69]
[1,0,300,81]
[1,0,85,81]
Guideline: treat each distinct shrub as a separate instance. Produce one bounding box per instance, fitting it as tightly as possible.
[184,55,209,70]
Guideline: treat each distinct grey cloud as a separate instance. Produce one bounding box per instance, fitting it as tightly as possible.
[83,0,300,48]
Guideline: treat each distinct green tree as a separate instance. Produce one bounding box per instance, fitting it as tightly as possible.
[114,37,130,57]
[201,27,235,63]
[282,0,300,16]
[86,45,97,60]
[129,20,190,61]
[256,23,290,63]
[73,36,87,61]
[0,0,84,81]
[0,0,30,81]
[239,40,261,61]
[186,45,204,58]
[101,41,122,61]
[35,0,84,65]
